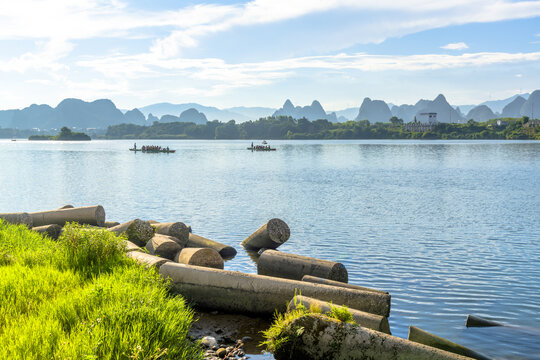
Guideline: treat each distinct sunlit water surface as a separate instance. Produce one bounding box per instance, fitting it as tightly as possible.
[0,139,539,360]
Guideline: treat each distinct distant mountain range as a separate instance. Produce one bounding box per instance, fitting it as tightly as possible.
[1,91,538,130]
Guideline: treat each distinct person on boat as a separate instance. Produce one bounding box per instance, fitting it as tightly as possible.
[134,142,137,150]
[251,142,253,148]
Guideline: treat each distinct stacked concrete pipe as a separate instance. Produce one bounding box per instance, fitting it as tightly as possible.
[288,295,391,334]
[160,262,390,317]
[258,250,348,283]
[241,218,290,250]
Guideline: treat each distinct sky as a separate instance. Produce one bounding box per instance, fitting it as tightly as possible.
[0,0,539,111]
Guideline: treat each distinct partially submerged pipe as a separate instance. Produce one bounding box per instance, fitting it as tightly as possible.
[0,212,33,227]
[187,233,237,259]
[241,218,290,250]
[151,222,190,245]
[175,248,224,269]
[160,262,390,317]
[289,295,391,334]
[30,205,105,227]
[127,251,171,269]
[104,221,120,228]
[146,234,183,260]
[32,224,62,240]
[408,326,490,360]
[108,219,154,246]
[466,315,503,328]
[272,314,471,360]
[258,250,348,283]
[302,275,387,294]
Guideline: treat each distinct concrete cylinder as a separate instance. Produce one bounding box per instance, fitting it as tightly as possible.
[408,326,490,360]
[104,221,120,228]
[159,262,390,317]
[146,234,183,260]
[30,205,105,227]
[289,295,391,334]
[152,222,190,245]
[258,250,348,283]
[124,240,140,252]
[108,219,154,246]
[187,233,237,259]
[302,275,387,294]
[466,315,503,328]
[127,251,171,269]
[272,314,471,360]
[241,218,290,250]
[175,248,224,269]
[0,212,33,227]
[32,224,62,240]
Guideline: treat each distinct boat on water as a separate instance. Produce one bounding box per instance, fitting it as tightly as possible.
[130,148,176,153]
[247,142,276,151]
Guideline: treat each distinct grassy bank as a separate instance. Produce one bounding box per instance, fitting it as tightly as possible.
[0,221,203,359]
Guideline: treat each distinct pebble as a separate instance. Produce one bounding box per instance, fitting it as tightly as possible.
[200,336,218,349]
[216,348,227,358]
[202,337,250,360]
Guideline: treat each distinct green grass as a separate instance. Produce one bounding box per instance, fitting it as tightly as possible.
[0,220,203,360]
[261,293,355,354]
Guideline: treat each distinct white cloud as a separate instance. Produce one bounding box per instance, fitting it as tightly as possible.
[74,51,540,95]
[516,73,523,78]
[441,42,469,50]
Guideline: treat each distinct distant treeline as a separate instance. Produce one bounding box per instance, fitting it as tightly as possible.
[104,116,539,140]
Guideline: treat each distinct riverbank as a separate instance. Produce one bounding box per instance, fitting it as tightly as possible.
[0,221,203,358]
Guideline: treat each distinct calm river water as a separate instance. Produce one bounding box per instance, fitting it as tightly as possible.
[1,139,539,359]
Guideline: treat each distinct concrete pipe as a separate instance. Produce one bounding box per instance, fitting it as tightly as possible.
[127,251,171,269]
[272,314,471,360]
[58,205,74,209]
[289,295,391,334]
[104,221,120,228]
[175,248,224,269]
[466,315,503,328]
[0,212,33,227]
[302,275,387,294]
[241,218,290,250]
[124,240,140,252]
[32,224,62,240]
[258,250,348,283]
[30,205,105,227]
[108,219,154,246]
[146,234,183,260]
[152,222,190,245]
[408,326,490,360]
[160,262,390,317]
[187,233,237,259]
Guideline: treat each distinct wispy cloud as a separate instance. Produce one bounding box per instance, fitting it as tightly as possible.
[441,42,469,50]
[75,51,540,95]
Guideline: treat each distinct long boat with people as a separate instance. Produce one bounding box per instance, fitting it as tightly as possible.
[247,141,276,151]
[129,143,176,153]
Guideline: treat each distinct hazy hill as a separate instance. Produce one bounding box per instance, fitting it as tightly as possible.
[139,102,249,122]
[520,90,540,118]
[355,98,392,123]
[332,107,361,121]
[413,94,464,123]
[1,99,129,130]
[272,99,337,121]
[226,106,275,120]
[501,96,526,118]
[466,105,496,122]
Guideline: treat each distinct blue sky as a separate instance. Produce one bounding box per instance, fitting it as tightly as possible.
[0,0,539,110]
